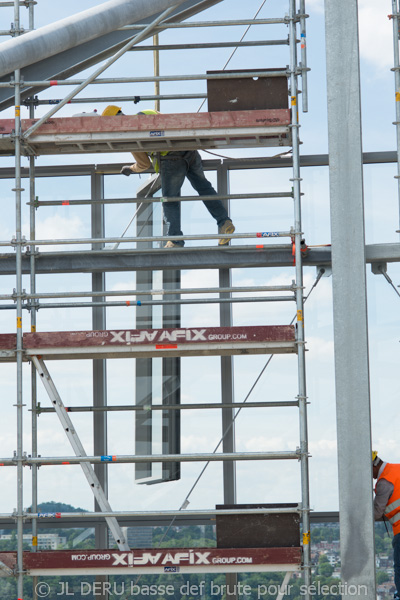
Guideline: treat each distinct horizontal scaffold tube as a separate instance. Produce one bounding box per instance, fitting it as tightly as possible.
[26,283,296,299]
[23,506,303,520]
[29,192,294,207]
[0,450,300,466]
[0,296,295,311]
[0,0,188,79]
[36,400,299,413]
[8,231,295,247]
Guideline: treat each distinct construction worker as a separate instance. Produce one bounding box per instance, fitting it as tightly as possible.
[373,451,400,600]
[101,105,235,248]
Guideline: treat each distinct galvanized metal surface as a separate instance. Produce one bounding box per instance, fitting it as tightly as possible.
[325,0,376,598]
[0,1,224,111]
[0,0,188,78]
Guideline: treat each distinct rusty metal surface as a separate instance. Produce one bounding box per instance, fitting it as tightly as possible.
[207,69,288,112]
[216,504,300,548]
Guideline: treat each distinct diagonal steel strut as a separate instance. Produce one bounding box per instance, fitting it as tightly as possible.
[32,355,130,551]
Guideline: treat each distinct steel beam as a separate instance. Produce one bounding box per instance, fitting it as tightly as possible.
[0,0,189,78]
[0,511,340,530]
[0,0,223,111]
[0,244,398,276]
[325,1,375,598]
[0,151,395,180]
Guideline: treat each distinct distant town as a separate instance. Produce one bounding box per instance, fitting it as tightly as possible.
[0,503,394,599]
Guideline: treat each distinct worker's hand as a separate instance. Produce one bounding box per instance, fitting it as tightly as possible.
[120,165,133,176]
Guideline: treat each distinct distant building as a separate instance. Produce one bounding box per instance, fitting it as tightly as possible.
[0,533,66,549]
[125,527,153,548]
[377,555,390,568]
[109,527,153,549]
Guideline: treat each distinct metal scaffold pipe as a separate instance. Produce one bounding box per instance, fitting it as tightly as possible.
[0,450,301,466]
[25,507,302,520]
[0,0,188,79]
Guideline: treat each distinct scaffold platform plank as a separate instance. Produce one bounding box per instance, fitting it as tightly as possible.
[0,325,296,361]
[0,547,302,575]
[0,110,292,156]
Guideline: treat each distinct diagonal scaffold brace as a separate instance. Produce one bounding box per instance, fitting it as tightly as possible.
[31,355,130,551]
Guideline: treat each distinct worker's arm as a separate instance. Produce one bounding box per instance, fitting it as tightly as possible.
[130,151,152,173]
[120,152,152,176]
[374,478,394,520]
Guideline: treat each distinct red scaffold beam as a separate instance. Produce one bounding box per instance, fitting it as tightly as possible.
[0,547,302,575]
[0,109,291,136]
[0,110,292,156]
[0,325,297,361]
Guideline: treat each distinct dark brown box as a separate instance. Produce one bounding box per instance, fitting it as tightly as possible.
[216,503,300,548]
[207,69,288,112]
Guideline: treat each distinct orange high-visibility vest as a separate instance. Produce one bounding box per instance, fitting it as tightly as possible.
[377,463,400,535]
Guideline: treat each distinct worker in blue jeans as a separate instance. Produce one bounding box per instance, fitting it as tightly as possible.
[157,149,234,247]
[102,105,235,248]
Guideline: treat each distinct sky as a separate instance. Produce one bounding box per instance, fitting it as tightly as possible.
[0,0,398,524]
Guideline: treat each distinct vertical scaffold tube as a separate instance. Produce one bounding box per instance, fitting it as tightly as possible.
[289,0,311,597]
[13,0,24,594]
[392,0,400,233]
[299,0,308,112]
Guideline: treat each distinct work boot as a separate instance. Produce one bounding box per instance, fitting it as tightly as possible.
[164,241,182,248]
[218,219,235,246]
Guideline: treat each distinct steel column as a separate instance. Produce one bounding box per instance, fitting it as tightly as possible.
[324,1,375,598]
[91,172,109,600]
[217,162,236,505]
[217,163,237,600]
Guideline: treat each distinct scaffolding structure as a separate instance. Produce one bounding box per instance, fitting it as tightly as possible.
[0,1,313,597]
[392,0,400,232]
[1,1,397,600]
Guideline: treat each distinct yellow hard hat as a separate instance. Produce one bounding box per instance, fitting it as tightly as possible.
[137,109,159,115]
[102,105,122,117]
[372,450,380,466]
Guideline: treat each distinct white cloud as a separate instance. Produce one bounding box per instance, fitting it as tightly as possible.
[306,0,324,15]
[22,213,86,253]
[358,0,393,71]
[181,434,212,453]
[307,336,334,360]
[309,438,337,457]
[242,435,294,452]
[307,0,393,73]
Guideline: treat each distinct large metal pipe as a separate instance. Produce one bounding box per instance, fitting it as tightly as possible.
[0,0,186,79]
